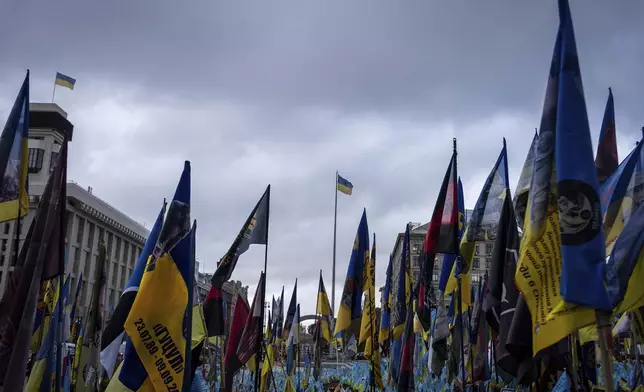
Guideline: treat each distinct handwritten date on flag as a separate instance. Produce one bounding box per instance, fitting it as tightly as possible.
[132,317,184,391]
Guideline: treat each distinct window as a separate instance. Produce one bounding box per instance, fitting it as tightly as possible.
[412,255,419,267]
[65,212,72,241]
[81,280,88,307]
[115,237,121,261]
[98,227,105,245]
[108,289,115,308]
[84,253,91,277]
[472,274,480,283]
[107,233,113,256]
[120,265,126,289]
[76,218,84,245]
[50,151,59,172]
[111,261,118,286]
[412,242,420,253]
[3,223,9,235]
[87,223,95,250]
[485,243,493,255]
[27,148,44,173]
[73,248,81,274]
[433,273,439,281]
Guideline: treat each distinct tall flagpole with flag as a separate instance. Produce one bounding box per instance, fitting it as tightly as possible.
[52,72,76,103]
[332,172,353,315]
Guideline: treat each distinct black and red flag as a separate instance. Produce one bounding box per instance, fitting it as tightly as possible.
[236,272,265,366]
[203,186,269,336]
[223,295,250,392]
[418,141,458,330]
[396,300,416,392]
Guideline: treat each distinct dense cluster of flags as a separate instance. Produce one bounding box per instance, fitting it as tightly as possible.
[1,0,644,391]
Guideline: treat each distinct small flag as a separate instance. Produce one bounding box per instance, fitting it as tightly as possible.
[55,72,76,90]
[379,255,393,347]
[236,273,265,371]
[285,304,300,375]
[513,131,538,230]
[438,178,466,293]
[334,209,369,337]
[283,280,297,338]
[337,174,353,195]
[315,272,333,343]
[595,87,619,184]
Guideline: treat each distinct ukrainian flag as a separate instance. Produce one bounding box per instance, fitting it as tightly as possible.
[337,174,353,195]
[316,272,333,343]
[123,161,192,391]
[55,72,76,90]
[0,71,29,223]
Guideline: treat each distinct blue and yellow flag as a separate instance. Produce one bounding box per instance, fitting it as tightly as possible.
[515,0,601,354]
[554,0,609,311]
[379,254,393,346]
[316,272,333,343]
[0,71,29,223]
[55,72,76,90]
[123,161,192,391]
[25,279,62,392]
[459,142,509,276]
[514,131,538,230]
[334,209,369,337]
[337,173,353,195]
[283,280,297,338]
[286,304,300,376]
[595,88,618,184]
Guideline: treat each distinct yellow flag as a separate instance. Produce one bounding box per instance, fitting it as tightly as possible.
[124,253,188,391]
[515,208,595,354]
[260,344,276,392]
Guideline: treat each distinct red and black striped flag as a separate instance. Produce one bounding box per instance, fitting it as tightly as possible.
[418,145,458,330]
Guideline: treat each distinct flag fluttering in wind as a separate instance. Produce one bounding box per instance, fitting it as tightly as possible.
[0,71,29,223]
[223,295,250,392]
[438,178,465,293]
[55,72,76,90]
[75,243,107,392]
[337,174,353,195]
[595,87,618,184]
[359,234,383,389]
[460,142,509,276]
[236,272,265,376]
[286,304,300,376]
[205,186,269,337]
[419,146,459,330]
[123,161,192,391]
[391,224,411,384]
[515,0,603,354]
[315,272,333,343]
[0,140,67,391]
[397,300,416,392]
[379,255,393,349]
[283,280,297,338]
[100,201,166,380]
[513,131,538,231]
[334,209,369,337]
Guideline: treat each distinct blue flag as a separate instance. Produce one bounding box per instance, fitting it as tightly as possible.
[555,0,609,310]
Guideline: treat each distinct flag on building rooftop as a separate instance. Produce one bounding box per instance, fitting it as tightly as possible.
[0,71,29,223]
[55,72,76,90]
[123,161,192,391]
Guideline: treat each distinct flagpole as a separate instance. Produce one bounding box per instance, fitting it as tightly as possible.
[596,311,615,392]
[52,81,57,103]
[332,171,338,315]
[255,185,270,392]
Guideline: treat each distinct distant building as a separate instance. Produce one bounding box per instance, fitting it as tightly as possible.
[0,103,149,322]
[385,210,495,308]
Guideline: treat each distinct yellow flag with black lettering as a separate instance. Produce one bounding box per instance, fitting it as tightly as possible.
[124,162,192,391]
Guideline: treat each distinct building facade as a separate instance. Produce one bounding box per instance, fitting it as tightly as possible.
[386,210,495,308]
[0,103,248,328]
[0,103,150,322]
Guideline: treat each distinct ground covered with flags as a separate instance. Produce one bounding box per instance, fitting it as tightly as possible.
[3,0,644,391]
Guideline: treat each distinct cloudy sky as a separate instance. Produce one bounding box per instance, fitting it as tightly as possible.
[1,0,643,319]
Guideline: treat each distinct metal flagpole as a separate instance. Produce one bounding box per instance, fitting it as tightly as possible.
[457,276,467,390]
[332,171,338,315]
[52,81,57,103]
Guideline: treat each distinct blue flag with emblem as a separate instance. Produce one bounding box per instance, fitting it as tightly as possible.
[438,178,465,291]
[555,0,609,310]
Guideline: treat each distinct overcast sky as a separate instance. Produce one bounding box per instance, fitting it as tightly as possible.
[1,0,643,319]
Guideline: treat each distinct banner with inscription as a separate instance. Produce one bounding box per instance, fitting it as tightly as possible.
[124,162,192,391]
